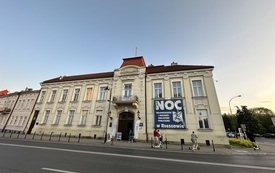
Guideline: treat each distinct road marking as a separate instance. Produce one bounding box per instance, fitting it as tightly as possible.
[1,142,275,171]
[42,168,79,173]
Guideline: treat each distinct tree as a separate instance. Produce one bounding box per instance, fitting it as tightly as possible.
[236,106,258,133]
[250,107,274,134]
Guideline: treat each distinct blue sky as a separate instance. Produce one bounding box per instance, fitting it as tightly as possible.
[1,0,274,114]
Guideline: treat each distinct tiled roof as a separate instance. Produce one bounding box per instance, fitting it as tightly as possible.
[120,56,146,67]
[42,72,114,84]
[0,90,9,96]
[146,64,214,74]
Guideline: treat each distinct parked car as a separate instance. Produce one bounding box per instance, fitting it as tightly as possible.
[263,133,275,138]
[226,132,235,138]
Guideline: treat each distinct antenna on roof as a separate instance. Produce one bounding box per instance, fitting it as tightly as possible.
[135,47,138,56]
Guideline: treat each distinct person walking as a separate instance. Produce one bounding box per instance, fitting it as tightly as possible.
[190,131,198,151]
[246,129,260,150]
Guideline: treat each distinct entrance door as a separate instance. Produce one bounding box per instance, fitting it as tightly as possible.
[27,110,39,134]
[117,112,134,140]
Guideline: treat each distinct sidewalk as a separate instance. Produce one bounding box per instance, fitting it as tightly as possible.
[1,132,274,156]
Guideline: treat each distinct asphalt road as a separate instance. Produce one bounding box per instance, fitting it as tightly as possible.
[0,138,274,173]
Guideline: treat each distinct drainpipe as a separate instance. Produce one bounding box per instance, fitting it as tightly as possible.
[145,73,148,142]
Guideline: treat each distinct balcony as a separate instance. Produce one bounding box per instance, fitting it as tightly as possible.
[112,95,139,108]
[0,107,11,114]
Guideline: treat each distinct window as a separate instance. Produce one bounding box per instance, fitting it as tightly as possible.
[16,100,22,109]
[99,87,106,101]
[85,88,93,101]
[14,116,18,125]
[22,116,27,126]
[196,109,209,129]
[124,84,132,97]
[192,80,204,97]
[26,99,31,109]
[80,110,88,125]
[67,110,75,125]
[73,89,80,102]
[172,81,182,97]
[95,110,102,126]
[39,91,46,102]
[42,110,50,124]
[60,89,68,102]
[21,100,25,109]
[154,83,162,98]
[18,116,23,126]
[54,110,62,124]
[50,90,57,102]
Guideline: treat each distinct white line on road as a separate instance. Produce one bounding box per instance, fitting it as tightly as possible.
[42,167,79,173]
[1,142,275,171]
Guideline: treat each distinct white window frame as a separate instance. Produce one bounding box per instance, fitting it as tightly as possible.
[154,82,163,98]
[53,110,62,125]
[50,90,57,102]
[79,110,88,125]
[60,89,68,102]
[196,109,210,129]
[85,87,93,101]
[98,87,106,101]
[192,80,205,97]
[123,83,132,98]
[95,110,103,126]
[67,110,75,125]
[172,81,182,98]
[39,91,46,102]
[42,110,50,124]
[72,88,80,102]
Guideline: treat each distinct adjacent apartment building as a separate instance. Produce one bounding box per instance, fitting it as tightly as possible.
[0,88,40,133]
[30,56,229,145]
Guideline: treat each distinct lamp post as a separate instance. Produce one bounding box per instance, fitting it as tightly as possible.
[104,86,112,144]
[229,95,241,115]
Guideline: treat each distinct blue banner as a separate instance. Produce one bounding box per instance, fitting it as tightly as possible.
[154,99,186,129]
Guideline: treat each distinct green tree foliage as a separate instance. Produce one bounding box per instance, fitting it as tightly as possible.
[250,107,275,134]
[236,106,259,133]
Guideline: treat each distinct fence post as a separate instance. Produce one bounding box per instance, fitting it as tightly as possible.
[58,133,62,141]
[49,132,53,141]
[151,137,153,148]
[212,140,215,152]
[165,138,168,149]
[10,131,13,138]
[180,139,185,150]
[32,132,36,139]
[78,133,81,143]
[68,133,71,142]
[3,130,6,137]
[17,132,20,139]
[40,132,44,140]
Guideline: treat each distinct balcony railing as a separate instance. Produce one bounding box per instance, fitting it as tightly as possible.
[112,95,139,105]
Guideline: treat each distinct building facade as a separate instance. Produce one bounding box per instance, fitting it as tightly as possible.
[0,89,40,133]
[30,56,229,145]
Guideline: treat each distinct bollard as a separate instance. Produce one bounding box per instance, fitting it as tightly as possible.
[180,139,185,150]
[32,132,36,139]
[10,131,13,138]
[17,132,20,139]
[40,132,44,140]
[49,132,53,141]
[78,133,81,143]
[3,130,6,137]
[151,137,153,148]
[68,133,71,142]
[58,133,62,141]
[165,138,168,149]
[111,137,113,145]
[212,140,215,152]
[24,132,28,139]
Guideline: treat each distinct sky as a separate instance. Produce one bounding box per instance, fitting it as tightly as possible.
[0,0,274,114]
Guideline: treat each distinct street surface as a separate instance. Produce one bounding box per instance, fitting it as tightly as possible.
[0,138,274,173]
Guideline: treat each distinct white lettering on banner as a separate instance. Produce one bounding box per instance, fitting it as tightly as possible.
[156,100,182,111]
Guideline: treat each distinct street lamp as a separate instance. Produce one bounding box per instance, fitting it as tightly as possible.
[229,95,241,115]
[104,86,112,143]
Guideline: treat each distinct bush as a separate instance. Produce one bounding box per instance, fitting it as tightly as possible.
[229,138,253,148]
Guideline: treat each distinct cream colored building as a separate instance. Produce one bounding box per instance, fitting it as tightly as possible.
[0,89,40,133]
[31,56,229,145]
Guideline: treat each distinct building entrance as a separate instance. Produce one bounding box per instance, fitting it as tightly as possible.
[117,112,134,141]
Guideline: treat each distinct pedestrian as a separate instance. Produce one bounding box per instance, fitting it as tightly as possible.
[190,131,198,151]
[153,128,160,145]
[246,130,260,150]
[158,130,163,145]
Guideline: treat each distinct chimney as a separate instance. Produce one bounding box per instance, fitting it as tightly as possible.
[171,62,178,66]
